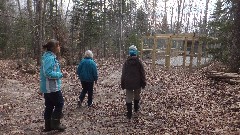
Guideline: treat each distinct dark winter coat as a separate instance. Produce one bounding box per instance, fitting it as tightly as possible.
[121,56,146,90]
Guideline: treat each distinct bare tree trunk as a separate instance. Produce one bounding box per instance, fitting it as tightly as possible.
[153,0,157,34]
[185,17,189,33]
[162,0,168,33]
[170,6,173,33]
[43,0,47,41]
[176,0,182,34]
[36,0,43,65]
[103,0,106,58]
[180,0,185,33]
[203,0,210,35]
[50,0,54,37]
[16,0,23,59]
[27,0,36,58]
[118,0,122,61]
[16,0,22,16]
[64,0,71,21]
[230,1,240,72]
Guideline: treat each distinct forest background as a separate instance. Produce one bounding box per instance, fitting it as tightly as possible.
[0,0,240,134]
[0,0,240,72]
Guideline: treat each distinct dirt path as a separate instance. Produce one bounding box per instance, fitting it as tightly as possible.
[0,70,129,135]
[0,69,160,135]
[0,60,239,135]
[0,79,44,134]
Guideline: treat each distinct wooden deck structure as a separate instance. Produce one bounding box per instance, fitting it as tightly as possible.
[140,33,217,70]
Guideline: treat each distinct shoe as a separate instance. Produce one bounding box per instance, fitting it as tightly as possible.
[134,100,140,112]
[126,103,132,119]
[88,102,93,107]
[51,119,66,132]
[43,119,52,132]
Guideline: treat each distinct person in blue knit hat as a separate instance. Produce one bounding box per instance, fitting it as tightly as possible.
[121,45,146,119]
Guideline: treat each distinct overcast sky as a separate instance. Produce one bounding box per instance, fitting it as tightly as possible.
[19,0,218,30]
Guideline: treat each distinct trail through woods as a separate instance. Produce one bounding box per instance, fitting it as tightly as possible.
[0,60,239,135]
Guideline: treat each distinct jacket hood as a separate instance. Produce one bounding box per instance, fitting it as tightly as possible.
[126,56,140,65]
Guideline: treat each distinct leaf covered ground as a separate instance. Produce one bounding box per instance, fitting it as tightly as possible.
[0,59,239,135]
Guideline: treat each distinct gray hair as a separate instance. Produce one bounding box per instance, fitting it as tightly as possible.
[84,50,93,58]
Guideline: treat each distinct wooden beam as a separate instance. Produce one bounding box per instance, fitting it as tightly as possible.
[189,36,195,71]
[197,41,203,67]
[152,36,157,70]
[183,37,188,68]
[165,37,171,69]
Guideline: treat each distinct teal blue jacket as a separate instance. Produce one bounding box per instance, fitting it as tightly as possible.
[40,51,63,93]
[77,57,98,82]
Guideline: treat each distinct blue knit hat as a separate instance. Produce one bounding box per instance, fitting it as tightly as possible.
[129,45,138,56]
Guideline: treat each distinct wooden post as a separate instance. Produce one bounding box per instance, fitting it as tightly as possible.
[197,41,202,67]
[205,41,209,63]
[183,37,187,68]
[189,36,195,71]
[152,35,157,70]
[165,36,171,69]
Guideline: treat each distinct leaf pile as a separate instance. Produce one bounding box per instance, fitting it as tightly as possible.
[0,59,239,134]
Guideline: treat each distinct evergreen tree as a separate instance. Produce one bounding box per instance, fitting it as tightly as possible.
[71,0,102,50]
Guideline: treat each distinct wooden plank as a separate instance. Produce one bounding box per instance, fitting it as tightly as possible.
[197,42,202,67]
[222,73,240,78]
[189,36,195,71]
[142,36,155,39]
[142,49,165,51]
[207,71,240,81]
[208,70,218,73]
[229,79,240,84]
[183,37,187,68]
[165,37,171,69]
[152,36,157,70]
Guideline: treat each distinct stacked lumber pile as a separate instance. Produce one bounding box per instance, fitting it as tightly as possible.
[207,71,240,84]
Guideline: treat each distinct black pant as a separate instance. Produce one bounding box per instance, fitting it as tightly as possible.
[79,81,94,106]
[44,91,64,120]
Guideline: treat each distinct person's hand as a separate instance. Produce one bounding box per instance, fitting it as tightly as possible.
[62,72,68,78]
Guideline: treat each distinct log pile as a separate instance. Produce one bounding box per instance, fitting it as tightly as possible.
[207,71,240,84]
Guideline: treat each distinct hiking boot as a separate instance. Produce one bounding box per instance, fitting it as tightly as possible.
[134,100,140,112]
[126,103,132,119]
[43,119,52,132]
[51,119,66,132]
[88,102,93,107]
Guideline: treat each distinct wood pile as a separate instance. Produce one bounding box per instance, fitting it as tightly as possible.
[207,70,240,84]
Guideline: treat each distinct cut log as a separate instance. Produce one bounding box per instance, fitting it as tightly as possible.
[207,70,240,84]
[222,73,240,78]
[229,79,240,84]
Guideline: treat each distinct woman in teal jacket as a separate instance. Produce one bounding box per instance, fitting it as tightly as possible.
[40,39,66,132]
[77,50,98,107]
